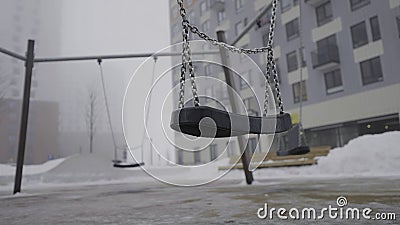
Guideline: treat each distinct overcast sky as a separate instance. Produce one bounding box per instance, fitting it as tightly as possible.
[60,0,170,55]
[59,0,173,159]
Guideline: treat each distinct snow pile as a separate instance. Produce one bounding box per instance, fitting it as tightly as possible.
[312,131,400,175]
[0,158,66,176]
[0,132,399,191]
[252,131,400,179]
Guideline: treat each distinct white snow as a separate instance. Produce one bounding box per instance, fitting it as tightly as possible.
[0,158,66,176]
[250,131,400,179]
[0,131,399,191]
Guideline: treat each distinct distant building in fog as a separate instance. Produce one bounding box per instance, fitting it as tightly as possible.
[169,0,400,165]
[0,99,59,164]
[0,0,63,100]
[0,0,63,164]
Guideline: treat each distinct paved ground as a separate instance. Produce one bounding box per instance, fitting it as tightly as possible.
[0,176,399,224]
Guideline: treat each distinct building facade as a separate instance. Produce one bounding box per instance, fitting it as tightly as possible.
[0,99,59,164]
[0,0,63,101]
[0,0,63,164]
[169,0,400,165]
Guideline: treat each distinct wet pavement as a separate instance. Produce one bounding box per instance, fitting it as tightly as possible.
[0,176,399,224]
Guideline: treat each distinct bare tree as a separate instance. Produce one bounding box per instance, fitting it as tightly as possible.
[85,84,102,154]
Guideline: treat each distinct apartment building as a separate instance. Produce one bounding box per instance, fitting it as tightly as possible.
[169,0,400,165]
[0,99,59,164]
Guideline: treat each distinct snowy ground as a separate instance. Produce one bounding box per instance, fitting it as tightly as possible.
[0,132,399,224]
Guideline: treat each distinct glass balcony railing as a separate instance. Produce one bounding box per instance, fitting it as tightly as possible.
[311,45,340,70]
[305,0,325,7]
[210,0,225,11]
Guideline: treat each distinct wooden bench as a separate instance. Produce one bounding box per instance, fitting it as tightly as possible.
[219,146,331,170]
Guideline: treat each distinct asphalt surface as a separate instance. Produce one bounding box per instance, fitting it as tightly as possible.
[0,176,399,224]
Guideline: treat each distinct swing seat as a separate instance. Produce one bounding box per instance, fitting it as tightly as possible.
[276,146,310,156]
[170,106,292,138]
[113,162,145,168]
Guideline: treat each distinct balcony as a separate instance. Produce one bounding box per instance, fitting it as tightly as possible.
[210,0,225,11]
[305,0,327,7]
[311,45,340,71]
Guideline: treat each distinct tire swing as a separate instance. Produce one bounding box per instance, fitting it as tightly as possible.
[170,0,292,138]
[97,59,145,168]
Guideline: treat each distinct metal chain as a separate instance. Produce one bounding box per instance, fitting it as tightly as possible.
[176,0,285,114]
[177,0,199,108]
[187,24,272,54]
[264,0,284,115]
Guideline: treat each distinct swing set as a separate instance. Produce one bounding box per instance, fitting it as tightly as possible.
[0,0,311,194]
[170,0,309,155]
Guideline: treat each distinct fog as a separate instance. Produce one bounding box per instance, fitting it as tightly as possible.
[0,0,172,164]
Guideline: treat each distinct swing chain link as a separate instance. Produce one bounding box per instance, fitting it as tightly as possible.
[177,0,200,108]
[187,24,272,54]
[176,0,285,114]
[264,0,284,115]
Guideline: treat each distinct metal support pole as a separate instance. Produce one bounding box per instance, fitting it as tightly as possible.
[13,40,35,194]
[231,4,272,46]
[33,50,219,63]
[217,31,253,185]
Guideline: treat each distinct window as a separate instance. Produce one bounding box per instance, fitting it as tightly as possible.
[299,47,306,67]
[204,64,211,76]
[317,35,337,52]
[292,81,307,103]
[262,33,268,47]
[243,97,258,115]
[220,84,229,99]
[397,16,400,38]
[273,59,281,82]
[360,57,383,85]
[204,87,213,103]
[177,149,183,165]
[200,1,207,15]
[202,20,210,32]
[370,16,381,41]
[350,0,370,11]
[246,138,258,155]
[194,151,201,164]
[286,51,298,72]
[281,0,291,13]
[239,73,249,90]
[217,10,226,24]
[209,144,217,161]
[316,1,333,26]
[285,18,299,41]
[351,21,368,48]
[324,69,343,94]
[227,141,236,156]
[281,0,298,13]
[235,0,245,12]
[240,44,248,61]
[235,20,243,36]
